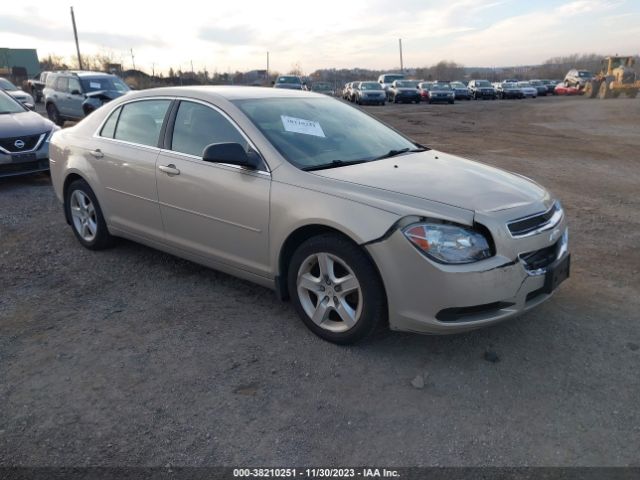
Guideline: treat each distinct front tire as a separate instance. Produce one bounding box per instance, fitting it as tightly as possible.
[65,179,114,250]
[287,234,387,344]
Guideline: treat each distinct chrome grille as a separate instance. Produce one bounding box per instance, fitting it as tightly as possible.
[0,133,45,153]
[507,202,562,237]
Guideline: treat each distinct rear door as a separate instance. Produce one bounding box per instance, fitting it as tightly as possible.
[54,77,70,116]
[91,98,173,241]
[66,76,85,120]
[155,99,271,276]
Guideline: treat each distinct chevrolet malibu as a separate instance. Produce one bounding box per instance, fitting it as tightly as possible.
[49,86,570,344]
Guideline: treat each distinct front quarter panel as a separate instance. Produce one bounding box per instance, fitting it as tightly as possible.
[269,179,401,273]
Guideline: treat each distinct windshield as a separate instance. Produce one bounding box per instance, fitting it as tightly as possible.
[432,83,451,90]
[476,80,491,87]
[0,91,27,113]
[312,83,331,91]
[0,78,18,90]
[396,80,418,88]
[450,82,465,88]
[80,76,130,93]
[360,82,381,90]
[277,76,302,84]
[578,71,593,78]
[383,75,404,83]
[233,97,420,170]
[518,82,531,87]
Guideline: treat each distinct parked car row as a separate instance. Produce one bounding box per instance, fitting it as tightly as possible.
[340,76,569,105]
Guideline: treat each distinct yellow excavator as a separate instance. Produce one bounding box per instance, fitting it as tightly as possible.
[584,56,639,99]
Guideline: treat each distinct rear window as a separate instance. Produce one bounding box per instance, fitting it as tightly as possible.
[277,76,301,84]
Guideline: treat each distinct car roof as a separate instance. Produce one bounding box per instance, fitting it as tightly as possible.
[51,70,116,78]
[123,85,325,101]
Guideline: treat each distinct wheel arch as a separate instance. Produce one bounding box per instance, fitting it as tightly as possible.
[275,224,385,302]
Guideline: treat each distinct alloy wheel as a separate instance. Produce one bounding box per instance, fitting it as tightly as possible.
[70,190,98,242]
[296,252,362,333]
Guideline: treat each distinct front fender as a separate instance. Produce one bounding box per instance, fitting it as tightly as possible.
[269,180,400,274]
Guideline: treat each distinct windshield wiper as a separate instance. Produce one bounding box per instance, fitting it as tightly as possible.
[302,159,369,172]
[373,146,427,160]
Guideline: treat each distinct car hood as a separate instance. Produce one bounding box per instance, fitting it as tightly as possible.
[313,150,547,214]
[395,88,418,93]
[0,110,54,137]
[85,89,127,100]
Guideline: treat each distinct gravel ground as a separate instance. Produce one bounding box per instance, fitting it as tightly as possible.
[1,96,639,467]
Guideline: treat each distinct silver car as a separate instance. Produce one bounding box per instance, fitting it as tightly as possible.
[0,77,35,109]
[49,86,570,344]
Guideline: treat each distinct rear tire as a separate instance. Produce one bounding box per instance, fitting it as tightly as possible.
[287,233,387,345]
[64,178,114,250]
[46,103,64,127]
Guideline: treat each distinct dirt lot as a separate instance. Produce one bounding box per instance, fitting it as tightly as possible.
[1,96,639,467]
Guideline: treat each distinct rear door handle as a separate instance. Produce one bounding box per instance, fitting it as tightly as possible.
[90,149,104,159]
[159,164,180,175]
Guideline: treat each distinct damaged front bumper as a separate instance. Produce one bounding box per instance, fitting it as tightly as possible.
[365,211,569,334]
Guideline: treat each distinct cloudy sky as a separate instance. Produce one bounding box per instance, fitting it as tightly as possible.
[1,0,639,74]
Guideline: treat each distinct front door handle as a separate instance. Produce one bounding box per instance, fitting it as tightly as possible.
[90,149,104,159]
[159,164,180,175]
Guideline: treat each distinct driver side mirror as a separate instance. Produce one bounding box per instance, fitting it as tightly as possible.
[202,143,260,170]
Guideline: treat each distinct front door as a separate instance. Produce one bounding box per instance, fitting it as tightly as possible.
[156,100,271,276]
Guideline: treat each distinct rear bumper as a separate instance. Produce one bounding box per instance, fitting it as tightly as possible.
[366,222,569,335]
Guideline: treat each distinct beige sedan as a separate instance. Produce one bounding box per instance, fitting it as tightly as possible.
[49,86,570,344]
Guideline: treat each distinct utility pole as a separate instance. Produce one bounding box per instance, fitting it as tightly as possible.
[399,38,404,73]
[266,51,270,82]
[190,60,194,74]
[70,7,83,70]
[151,62,155,77]
[130,49,136,70]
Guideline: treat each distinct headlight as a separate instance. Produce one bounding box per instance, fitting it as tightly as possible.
[45,125,61,143]
[403,222,492,264]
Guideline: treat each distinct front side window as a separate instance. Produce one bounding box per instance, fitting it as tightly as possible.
[171,101,248,157]
[68,78,82,94]
[113,100,171,147]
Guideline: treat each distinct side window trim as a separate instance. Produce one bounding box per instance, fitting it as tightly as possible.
[159,99,178,149]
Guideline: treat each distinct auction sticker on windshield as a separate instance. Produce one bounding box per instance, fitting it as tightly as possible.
[281,115,325,138]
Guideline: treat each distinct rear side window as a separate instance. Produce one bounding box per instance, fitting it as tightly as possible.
[171,101,247,157]
[113,100,171,147]
[100,106,121,138]
[55,77,69,92]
